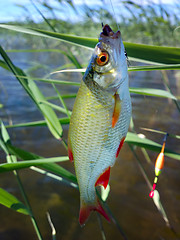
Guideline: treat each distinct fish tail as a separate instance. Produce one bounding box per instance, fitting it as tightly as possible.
[79,199,110,226]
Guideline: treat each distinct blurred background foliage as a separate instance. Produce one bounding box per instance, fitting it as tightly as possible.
[0,1,180,240]
[2,0,180,45]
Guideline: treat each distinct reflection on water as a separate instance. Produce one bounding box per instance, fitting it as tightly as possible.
[0,39,180,240]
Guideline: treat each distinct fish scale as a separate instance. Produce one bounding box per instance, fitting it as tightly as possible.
[69,80,130,198]
[69,80,113,190]
[68,24,131,225]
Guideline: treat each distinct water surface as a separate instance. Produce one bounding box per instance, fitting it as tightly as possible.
[0,36,179,240]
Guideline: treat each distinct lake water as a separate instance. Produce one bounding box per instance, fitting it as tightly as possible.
[0,35,180,240]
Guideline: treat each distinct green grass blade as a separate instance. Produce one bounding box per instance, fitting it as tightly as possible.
[125,42,180,64]
[46,48,83,69]
[12,47,83,70]
[0,45,63,139]
[65,49,83,69]
[128,64,180,71]
[33,77,80,86]
[96,190,128,240]
[46,63,180,74]
[7,48,63,53]
[3,117,70,129]
[2,126,179,161]
[50,69,85,74]
[129,88,177,100]
[30,77,177,100]
[39,100,72,116]
[0,123,76,183]
[0,156,69,173]
[0,122,43,239]
[140,127,180,139]
[0,139,9,155]
[126,132,180,160]
[24,77,63,139]
[0,59,10,71]
[30,0,57,32]
[0,188,30,215]
[40,162,77,184]
[55,64,180,73]
[51,83,71,118]
[31,166,78,188]
[1,121,11,143]
[161,70,180,113]
[22,77,176,101]
[0,121,12,155]
[0,24,97,49]
[1,24,180,64]
[46,94,77,100]
[4,143,77,183]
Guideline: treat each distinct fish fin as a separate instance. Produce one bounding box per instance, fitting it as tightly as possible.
[116,137,125,158]
[79,199,110,226]
[96,199,110,222]
[68,144,74,162]
[112,93,121,128]
[95,166,111,189]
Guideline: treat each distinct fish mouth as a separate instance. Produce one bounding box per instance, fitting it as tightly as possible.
[100,24,120,39]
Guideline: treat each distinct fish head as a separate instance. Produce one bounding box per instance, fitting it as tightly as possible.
[84,24,128,94]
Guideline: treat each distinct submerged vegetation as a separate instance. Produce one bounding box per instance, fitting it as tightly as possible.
[0,0,180,239]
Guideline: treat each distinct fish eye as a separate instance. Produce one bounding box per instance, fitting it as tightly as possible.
[96,51,109,66]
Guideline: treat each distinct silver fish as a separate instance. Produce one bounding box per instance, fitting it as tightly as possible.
[68,24,131,225]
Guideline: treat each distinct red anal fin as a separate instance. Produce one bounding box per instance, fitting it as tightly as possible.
[96,200,110,222]
[79,200,110,226]
[112,92,121,128]
[68,144,74,162]
[116,137,125,158]
[95,167,110,189]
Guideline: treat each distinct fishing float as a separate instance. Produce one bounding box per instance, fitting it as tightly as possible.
[149,133,168,198]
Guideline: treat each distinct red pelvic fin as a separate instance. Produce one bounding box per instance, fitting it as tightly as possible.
[95,167,111,189]
[112,93,121,128]
[116,137,125,158]
[68,144,74,162]
[79,200,110,226]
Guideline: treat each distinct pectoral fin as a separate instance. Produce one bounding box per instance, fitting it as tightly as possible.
[95,166,111,189]
[112,93,121,128]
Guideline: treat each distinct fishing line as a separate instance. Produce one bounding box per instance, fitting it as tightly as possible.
[109,0,130,66]
[109,0,120,30]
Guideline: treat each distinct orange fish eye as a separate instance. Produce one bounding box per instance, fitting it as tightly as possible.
[96,51,109,66]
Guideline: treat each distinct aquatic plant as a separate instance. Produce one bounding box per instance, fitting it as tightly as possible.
[0,1,180,239]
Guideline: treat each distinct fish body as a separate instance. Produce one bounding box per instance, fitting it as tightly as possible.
[68,24,131,225]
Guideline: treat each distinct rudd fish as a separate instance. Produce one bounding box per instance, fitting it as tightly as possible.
[68,24,131,225]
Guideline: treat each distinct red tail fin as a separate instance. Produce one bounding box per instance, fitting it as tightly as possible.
[79,200,110,226]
